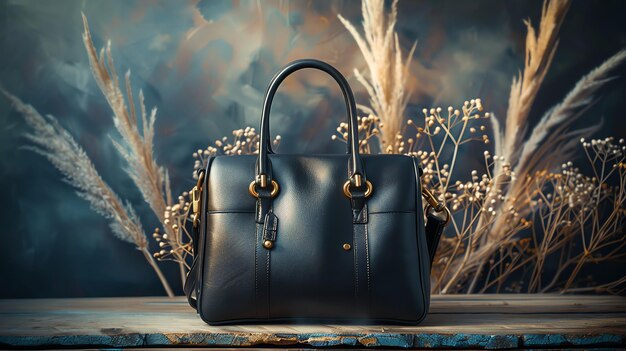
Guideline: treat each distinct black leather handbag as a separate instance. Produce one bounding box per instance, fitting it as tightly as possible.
[184,59,449,325]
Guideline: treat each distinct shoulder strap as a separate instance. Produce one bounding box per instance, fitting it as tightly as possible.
[183,216,201,309]
[425,212,446,264]
[184,168,207,310]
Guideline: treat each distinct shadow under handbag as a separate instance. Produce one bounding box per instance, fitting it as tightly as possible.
[184,59,450,325]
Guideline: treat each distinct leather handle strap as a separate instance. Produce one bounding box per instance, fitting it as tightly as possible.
[257,59,364,180]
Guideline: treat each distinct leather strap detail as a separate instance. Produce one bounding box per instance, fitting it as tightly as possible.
[184,160,214,311]
[352,218,371,310]
[350,188,370,312]
[255,190,273,223]
[255,222,271,318]
[425,211,446,264]
[350,191,368,224]
[263,211,278,242]
[410,156,446,266]
[254,186,274,319]
[183,215,200,309]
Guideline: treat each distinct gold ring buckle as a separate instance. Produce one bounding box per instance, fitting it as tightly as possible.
[191,170,205,227]
[249,179,280,198]
[422,187,444,212]
[342,179,373,198]
[425,204,451,226]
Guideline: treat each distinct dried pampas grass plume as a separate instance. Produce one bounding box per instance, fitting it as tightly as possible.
[489,49,626,245]
[82,13,168,224]
[515,49,626,176]
[82,14,188,285]
[501,0,570,167]
[438,0,626,294]
[477,0,570,247]
[3,90,174,297]
[338,0,416,153]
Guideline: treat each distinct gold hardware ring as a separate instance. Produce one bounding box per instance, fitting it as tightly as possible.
[249,179,280,198]
[425,204,451,226]
[342,179,373,198]
[191,170,205,228]
[422,187,445,212]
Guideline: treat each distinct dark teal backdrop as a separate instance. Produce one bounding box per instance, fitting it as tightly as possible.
[0,0,625,297]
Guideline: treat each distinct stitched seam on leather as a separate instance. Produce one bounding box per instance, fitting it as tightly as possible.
[254,223,259,310]
[365,222,371,294]
[413,156,429,323]
[353,224,358,297]
[266,249,270,319]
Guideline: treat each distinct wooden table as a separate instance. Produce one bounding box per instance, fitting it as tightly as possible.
[0,295,624,349]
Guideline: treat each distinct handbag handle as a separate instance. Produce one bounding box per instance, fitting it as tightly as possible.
[255,59,366,194]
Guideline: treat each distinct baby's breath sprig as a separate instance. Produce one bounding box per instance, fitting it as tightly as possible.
[152,191,193,265]
[332,115,382,154]
[192,127,281,179]
[330,96,625,295]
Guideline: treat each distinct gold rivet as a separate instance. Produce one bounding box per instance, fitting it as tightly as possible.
[263,240,273,249]
[343,243,351,251]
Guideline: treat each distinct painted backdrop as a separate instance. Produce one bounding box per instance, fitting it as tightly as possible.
[1,0,625,297]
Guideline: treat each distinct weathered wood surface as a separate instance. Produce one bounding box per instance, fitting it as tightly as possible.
[0,294,624,349]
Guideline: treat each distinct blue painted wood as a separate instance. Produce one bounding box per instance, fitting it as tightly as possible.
[1,332,623,349]
[0,296,624,349]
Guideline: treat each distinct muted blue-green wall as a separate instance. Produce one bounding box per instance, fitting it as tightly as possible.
[0,0,625,297]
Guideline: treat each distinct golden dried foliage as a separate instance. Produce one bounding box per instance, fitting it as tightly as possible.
[82,14,192,286]
[337,0,626,294]
[338,0,416,153]
[502,0,570,167]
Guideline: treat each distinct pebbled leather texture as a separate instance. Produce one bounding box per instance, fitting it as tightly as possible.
[196,154,429,324]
